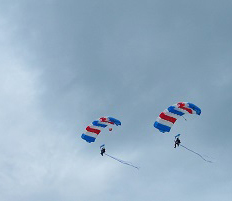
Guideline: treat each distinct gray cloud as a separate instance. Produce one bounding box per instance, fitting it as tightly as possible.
[0,0,232,201]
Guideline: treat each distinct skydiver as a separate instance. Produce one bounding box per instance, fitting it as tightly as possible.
[100,147,106,156]
[174,137,181,148]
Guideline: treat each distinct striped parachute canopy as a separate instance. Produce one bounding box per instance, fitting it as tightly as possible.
[81,117,121,143]
[154,102,201,133]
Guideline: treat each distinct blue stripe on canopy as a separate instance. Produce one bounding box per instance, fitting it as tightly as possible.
[92,120,108,127]
[81,134,96,143]
[168,106,185,116]
[188,103,201,115]
[154,121,171,133]
[108,117,121,126]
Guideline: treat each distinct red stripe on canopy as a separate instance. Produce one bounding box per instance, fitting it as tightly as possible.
[86,126,101,134]
[177,102,193,114]
[159,112,177,123]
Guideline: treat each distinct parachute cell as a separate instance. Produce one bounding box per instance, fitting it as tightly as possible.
[81,117,121,143]
[154,102,201,133]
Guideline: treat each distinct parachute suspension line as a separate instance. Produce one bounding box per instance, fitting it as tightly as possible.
[104,153,140,170]
[181,116,187,121]
[180,145,213,163]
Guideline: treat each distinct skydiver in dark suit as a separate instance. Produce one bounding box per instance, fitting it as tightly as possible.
[174,137,181,148]
[100,147,106,156]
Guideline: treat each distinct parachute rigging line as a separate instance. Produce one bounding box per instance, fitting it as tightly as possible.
[181,116,187,121]
[104,153,140,170]
[180,144,213,163]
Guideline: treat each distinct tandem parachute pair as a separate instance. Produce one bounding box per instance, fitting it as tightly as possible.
[81,102,201,143]
[81,102,211,164]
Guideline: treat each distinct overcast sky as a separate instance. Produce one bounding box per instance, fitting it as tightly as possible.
[0,0,232,201]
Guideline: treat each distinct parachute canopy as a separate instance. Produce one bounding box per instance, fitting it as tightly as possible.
[81,117,121,143]
[154,102,201,133]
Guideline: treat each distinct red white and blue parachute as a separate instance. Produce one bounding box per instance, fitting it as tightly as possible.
[81,117,121,143]
[154,102,201,133]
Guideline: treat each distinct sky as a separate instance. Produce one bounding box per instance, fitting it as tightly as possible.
[0,0,232,201]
